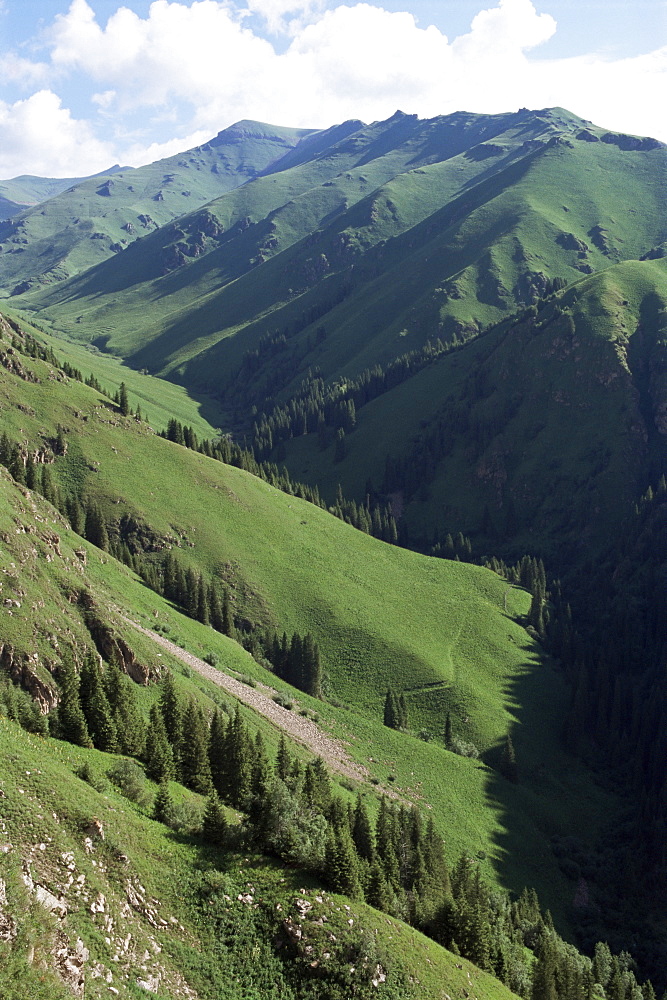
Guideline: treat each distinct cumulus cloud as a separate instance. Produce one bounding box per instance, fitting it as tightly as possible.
[0,0,665,177]
[0,90,114,177]
[245,0,325,35]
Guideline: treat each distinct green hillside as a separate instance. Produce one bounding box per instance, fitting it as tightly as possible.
[16,109,665,403]
[0,167,131,221]
[0,311,619,925]
[1,105,667,996]
[0,121,317,296]
[277,258,667,562]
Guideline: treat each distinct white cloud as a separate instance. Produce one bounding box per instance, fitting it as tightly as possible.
[122,128,214,166]
[244,0,324,35]
[0,52,51,87]
[0,0,665,178]
[0,90,114,177]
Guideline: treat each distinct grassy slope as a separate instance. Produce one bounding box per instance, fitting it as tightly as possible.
[0,304,225,437]
[0,121,316,295]
[0,717,522,1000]
[0,323,617,927]
[280,258,667,560]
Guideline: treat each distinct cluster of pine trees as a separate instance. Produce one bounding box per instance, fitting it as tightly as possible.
[18,647,655,1000]
[244,337,457,466]
[383,687,408,730]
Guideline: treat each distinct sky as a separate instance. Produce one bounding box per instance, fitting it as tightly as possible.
[0,0,665,179]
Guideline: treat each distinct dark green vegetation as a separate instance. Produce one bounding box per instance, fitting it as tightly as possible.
[1,104,667,997]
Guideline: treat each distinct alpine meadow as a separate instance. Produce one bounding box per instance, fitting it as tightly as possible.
[0,103,666,1000]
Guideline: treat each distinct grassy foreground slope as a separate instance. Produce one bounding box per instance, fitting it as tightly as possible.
[0,711,521,1000]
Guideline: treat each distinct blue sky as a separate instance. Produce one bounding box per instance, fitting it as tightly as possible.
[0,0,665,178]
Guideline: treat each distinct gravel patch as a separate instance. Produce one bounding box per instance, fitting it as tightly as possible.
[125,619,370,786]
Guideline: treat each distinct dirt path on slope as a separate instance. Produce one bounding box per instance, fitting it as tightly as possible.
[125,619,372,786]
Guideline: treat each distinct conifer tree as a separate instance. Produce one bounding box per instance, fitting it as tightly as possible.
[251,731,270,798]
[208,582,224,633]
[56,654,93,748]
[383,688,398,729]
[79,652,117,752]
[202,791,228,846]
[144,704,175,782]
[275,732,292,783]
[208,708,228,797]
[444,711,453,750]
[104,658,145,756]
[159,671,183,756]
[221,587,235,637]
[352,793,376,863]
[196,575,209,626]
[500,733,518,783]
[84,501,109,551]
[221,708,252,807]
[179,700,213,794]
[324,827,362,899]
[367,861,393,913]
[398,692,409,730]
[303,757,331,814]
[118,382,130,417]
[530,935,558,1000]
[153,779,173,824]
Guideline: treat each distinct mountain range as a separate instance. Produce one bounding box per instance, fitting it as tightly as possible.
[0,106,666,999]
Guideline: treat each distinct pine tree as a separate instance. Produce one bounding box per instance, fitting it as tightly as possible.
[221,708,252,807]
[303,757,331,814]
[444,711,453,750]
[179,700,213,794]
[275,732,292,783]
[159,671,182,757]
[222,588,235,637]
[208,708,228,796]
[398,692,408,730]
[196,575,209,625]
[352,794,376,863]
[251,731,270,798]
[324,827,363,899]
[383,688,398,729]
[118,382,130,417]
[153,779,173,824]
[56,654,93,747]
[84,501,109,551]
[500,733,518,783]
[202,792,228,847]
[144,704,175,782]
[104,658,145,756]
[531,935,558,1000]
[79,652,117,752]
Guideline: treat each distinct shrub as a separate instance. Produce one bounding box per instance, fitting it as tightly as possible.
[76,761,107,792]
[106,758,150,807]
[450,737,480,759]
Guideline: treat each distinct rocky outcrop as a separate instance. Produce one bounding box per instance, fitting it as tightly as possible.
[0,644,58,712]
[78,591,158,685]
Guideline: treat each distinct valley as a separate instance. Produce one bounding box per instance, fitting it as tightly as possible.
[0,106,665,999]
